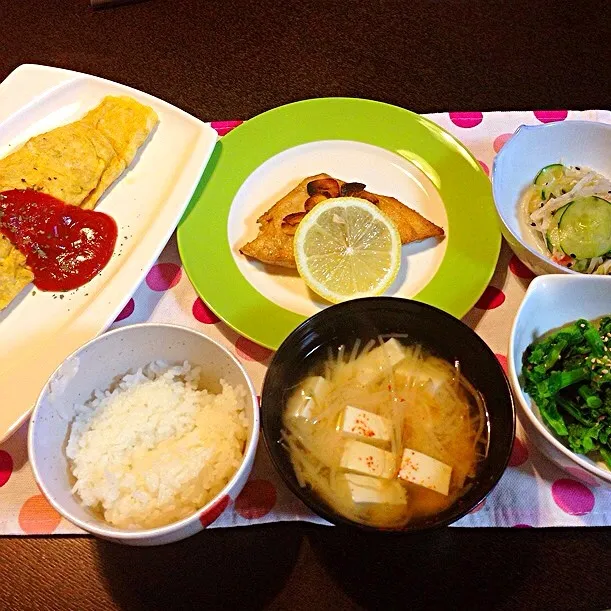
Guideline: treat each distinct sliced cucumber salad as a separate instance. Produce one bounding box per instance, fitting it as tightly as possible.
[544,203,568,253]
[523,163,611,274]
[534,164,567,200]
[557,197,611,260]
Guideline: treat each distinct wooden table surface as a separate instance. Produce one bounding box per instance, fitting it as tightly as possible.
[1,1,611,609]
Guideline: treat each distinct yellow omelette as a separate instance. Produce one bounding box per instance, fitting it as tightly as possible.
[0,96,158,310]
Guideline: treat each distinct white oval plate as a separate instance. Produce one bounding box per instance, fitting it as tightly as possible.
[0,64,217,441]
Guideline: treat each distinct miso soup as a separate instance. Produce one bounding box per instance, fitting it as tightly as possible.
[281,337,489,528]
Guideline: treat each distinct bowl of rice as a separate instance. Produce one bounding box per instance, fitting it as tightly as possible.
[28,323,259,546]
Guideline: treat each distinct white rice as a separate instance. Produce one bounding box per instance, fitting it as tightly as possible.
[66,360,248,530]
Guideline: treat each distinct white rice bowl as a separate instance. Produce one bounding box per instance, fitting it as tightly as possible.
[66,360,248,530]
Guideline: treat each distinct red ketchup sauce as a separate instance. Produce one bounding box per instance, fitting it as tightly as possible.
[0,189,118,291]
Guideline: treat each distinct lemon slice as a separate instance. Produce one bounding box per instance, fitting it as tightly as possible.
[294,197,401,303]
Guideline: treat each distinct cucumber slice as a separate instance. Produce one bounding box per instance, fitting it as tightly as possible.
[534,164,566,199]
[558,196,611,260]
[545,204,569,252]
[534,164,565,185]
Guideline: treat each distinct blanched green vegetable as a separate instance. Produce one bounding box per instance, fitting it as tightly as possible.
[523,317,611,468]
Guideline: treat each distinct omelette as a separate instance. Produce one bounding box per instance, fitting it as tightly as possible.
[0,96,158,310]
[240,173,445,268]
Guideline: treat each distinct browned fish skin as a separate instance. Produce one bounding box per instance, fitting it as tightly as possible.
[340,182,366,197]
[356,190,379,205]
[306,177,340,198]
[239,173,445,268]
[281,212,307,235]
[304,193,328,212]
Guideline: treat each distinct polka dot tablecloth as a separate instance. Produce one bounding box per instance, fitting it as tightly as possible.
[2,110,611,535]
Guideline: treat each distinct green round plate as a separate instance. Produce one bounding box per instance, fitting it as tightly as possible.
[177,98,500,349]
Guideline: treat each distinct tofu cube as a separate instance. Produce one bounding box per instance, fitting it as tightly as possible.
[345,473,407,507]
[394,360,449,394]
[356,338,406,385]
[287,376,329,420]
[340,440,396,479]
[340,406,392,447]
[398,448,452,496]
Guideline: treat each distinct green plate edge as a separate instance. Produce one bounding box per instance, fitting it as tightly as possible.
[177,98,501,350]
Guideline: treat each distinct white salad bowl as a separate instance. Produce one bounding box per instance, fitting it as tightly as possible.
[492,120,611,277]
[508,275,611,486]
[28,323,259,546]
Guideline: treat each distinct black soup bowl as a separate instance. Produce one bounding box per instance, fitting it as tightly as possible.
[261,297,515,532]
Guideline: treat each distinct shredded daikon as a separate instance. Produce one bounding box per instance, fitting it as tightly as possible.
[521,165,611,274]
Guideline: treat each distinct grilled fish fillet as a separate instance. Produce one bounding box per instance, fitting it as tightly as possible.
[240,173,445,268]
[0,96,158,310]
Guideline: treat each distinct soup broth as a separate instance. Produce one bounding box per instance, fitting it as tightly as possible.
[282,337,489,528]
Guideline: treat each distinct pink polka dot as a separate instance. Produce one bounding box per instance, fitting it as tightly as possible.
[478,160,489,176]
[235,479,277,519]
[495,353,508,374]
[210,120,243,136]
[552,479,595,515]
[470,498,486,513]
[475,286,506,310]
[0,450,13,487]
[235,336,273,362]
[534,110,568,124]
[493,133,513,153]
[114,298,135,322]
[192,297,220,324]
[449,112,483,128]
[508,437,529,467]
[564,467,600,488]
[145,263,182,291]
[18,495,62,534]
[513,523,533,528]
[199,494,230,528]
[509,255,535,280]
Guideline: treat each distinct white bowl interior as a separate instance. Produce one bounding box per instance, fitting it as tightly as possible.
[510,275,611,481]
[493,121,611,273]
[29,324,258,539]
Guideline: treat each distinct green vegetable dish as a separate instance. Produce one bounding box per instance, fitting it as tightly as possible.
[522,164,611,274]
[522,317,611,469]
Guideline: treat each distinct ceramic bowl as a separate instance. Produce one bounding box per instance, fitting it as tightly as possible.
[508,275,611,486]
[261,297,515,531]
[492,120,611,276]
[28,323,259,546]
